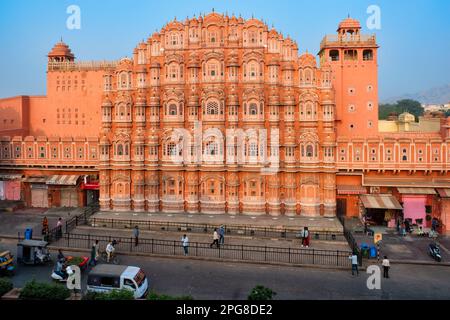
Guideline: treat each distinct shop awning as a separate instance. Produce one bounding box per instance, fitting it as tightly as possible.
[397,187,437,195]
[23,176,48,183]
[337,185,368,195]
[0,174,23,181]
[360,194,403,210]
[46,175,80,186]
[437,189,450,198]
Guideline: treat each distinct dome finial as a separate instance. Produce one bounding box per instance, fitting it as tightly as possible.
[212,7,215,13]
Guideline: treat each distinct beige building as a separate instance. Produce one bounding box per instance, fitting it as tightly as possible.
[379,111,443,132]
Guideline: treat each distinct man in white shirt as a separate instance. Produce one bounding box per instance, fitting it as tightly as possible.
[106,240,116,262]
[210,229,220,248]
[382,256,390,278]
[181,234,189,256]
[349,253,359,276]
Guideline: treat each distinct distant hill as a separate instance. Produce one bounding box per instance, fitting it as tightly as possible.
[382,84,450,105]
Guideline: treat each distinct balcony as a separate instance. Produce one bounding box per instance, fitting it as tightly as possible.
[320,34,376,49]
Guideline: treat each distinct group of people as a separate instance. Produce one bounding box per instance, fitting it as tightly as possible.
[180,225,226,256]
[349,252,391,279]
[41,216,63,239]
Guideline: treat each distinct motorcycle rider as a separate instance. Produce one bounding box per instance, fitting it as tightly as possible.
[54,258,67,279]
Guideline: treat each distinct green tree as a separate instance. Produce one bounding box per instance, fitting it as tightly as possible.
[247,285,276,300]
[379,99,423,121]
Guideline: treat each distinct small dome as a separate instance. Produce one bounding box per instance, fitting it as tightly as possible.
[299,52,316,67]
[398,112,415,123]
[188,94,199,106]
[135,91,147,105]
[227,94,239,105]
[338,17,361,30]
[100,135,110,145]
[150,62,161,68]
[48,40,74,60]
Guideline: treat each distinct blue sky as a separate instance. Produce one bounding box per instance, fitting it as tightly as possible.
[0,0,449,100]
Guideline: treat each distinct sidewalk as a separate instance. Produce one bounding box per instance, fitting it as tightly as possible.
[93,211,344,232]
[70,225,351,251]
[0,207,84,238]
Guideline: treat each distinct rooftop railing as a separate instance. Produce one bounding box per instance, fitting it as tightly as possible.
[47,60,119,71]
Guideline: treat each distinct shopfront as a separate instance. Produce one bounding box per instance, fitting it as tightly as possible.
[46,175,80,207]
[359,194,403,226]
[397,188,436,226]
[0,174,23,201]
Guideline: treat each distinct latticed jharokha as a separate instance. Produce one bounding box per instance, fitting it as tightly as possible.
[0,13,449,232]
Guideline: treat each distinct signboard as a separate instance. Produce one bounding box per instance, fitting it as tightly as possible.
[374,233,382,244]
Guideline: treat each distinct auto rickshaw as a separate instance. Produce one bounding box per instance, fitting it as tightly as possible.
[0,251,15,276]
[17,239,52,265]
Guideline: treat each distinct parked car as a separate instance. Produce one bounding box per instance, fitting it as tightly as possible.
[86,264,148,299]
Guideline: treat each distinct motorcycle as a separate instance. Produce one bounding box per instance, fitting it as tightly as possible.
[428,242,442,262]
[51,264,74,282]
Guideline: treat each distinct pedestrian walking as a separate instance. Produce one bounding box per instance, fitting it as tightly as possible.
[181,234,189,256]
[382,256,390,278]
[41,216,49,235]
[133,225,140,247]
[210,228,219,248]
[301,227,310,248]
[349,252,359,276]
[56,217,63,239]
[219,225,225,245]
[90,240,99,266]
[431,218,438,232]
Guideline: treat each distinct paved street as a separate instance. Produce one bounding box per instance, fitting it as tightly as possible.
[1,238,450,300]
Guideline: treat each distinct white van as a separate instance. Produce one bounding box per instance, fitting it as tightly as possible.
[87,264,149,299]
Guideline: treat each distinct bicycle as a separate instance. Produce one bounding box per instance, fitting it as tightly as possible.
[100,250,120,265]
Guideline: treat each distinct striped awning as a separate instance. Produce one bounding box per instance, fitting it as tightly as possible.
[337,185,367,195]
[23,176,48,183]
[437,189,450,198]
[397,187,437,195]
[46,175,80,186]
[0,174,23,181]
[360,194,403,210]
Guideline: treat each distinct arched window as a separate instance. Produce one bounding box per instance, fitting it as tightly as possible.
[248,61,258,79]
[249,103,258,115]
[117,144,123,156]
[249,142,258,157]
[205,141,218,155]
[168,104,177,116]
[166,142,176,156]
[207,101,219,115]
[306,144,314,157]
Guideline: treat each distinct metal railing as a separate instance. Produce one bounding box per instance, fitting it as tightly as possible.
[52,232,352,267]
[338,215,362,266]
[88,217,346,242]
[45,204,99,243]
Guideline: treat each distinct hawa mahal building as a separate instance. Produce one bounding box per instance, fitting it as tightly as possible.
[0,13,449,232]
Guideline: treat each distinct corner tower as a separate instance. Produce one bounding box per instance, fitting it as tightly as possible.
[318,17,379,137]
